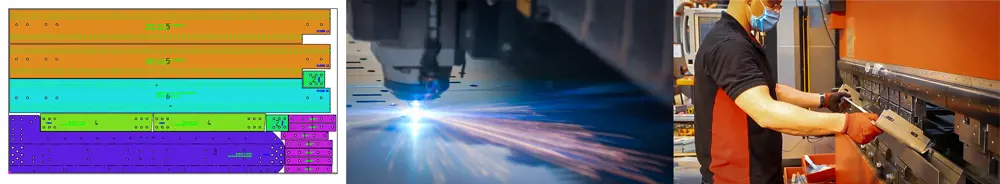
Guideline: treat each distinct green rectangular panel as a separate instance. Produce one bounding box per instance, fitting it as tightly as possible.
[303,71,325,88]
[145,58,185,65]
[40,114,153,132]
[153,114,266,132]
[266,115,289,132]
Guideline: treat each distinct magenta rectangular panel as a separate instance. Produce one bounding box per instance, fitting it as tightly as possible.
[311,115,335,123]
[285,157,334,165]
[288,123,336,132]
[288,115,335,123]
[284,165,333,173]
[285,140,333,148]
[288,115,314,123]
[280,132,329,140]
[11,165,283,173]
[285,148,333,157]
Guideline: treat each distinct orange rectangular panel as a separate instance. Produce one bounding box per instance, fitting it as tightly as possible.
[10,45,331,78]
[833,135,881,184]
[843,1,1000,80]
[9,9,332,44]
[827,12,845,30]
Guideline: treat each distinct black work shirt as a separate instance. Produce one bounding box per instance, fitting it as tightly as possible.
[693,12,782,184]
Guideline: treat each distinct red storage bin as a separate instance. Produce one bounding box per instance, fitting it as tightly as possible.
[800,153,836,183]
[783,167,806,184]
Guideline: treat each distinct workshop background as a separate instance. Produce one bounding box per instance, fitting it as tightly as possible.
[674,0,999,183]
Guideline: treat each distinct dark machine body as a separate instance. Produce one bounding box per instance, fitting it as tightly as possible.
[348,0,676,104]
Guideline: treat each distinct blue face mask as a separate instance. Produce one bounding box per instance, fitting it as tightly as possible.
[750,2,780,32]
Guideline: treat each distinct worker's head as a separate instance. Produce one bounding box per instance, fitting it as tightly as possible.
[747,0,781,17]
[728,0,782,32]
[748,0,782,32]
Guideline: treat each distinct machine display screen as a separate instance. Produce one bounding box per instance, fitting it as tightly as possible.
[698,17,720,44]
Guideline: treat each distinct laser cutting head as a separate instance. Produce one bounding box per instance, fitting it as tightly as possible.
[382,69,450,102]
[371,43,456,102]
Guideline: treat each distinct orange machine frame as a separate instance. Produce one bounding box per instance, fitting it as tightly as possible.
[10,9,332,44]
[837,0,1000,81]
[833,134,882,184]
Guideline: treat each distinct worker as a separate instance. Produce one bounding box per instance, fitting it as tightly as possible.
[691,0,884,183]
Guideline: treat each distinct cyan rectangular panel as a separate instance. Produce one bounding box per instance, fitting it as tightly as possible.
[11,79,331,113]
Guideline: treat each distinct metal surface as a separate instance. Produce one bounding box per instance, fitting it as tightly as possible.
[874,110,933,154]
[956,113,1000,183]
[844,96,869,114]
[880,134,941,183]
[965,141,995,180]
[348,0,469,102]
[990,124,1000,155]
[673,114,694,122]
[538,0,676,105]
[840,59,1000,126]
[775,0,800,88]
[839,84,862,107]
[348,0,461,49]
[955,113,983,151]
[845,93,953,183]
[347,0,401,41]
[836,58,1000,183]
[928,149,965,184]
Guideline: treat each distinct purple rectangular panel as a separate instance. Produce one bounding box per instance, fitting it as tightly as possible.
[12,132,282,144]
[288,115,314,123]
[284,157,334,165]
[280,132,329,140]
[11,115,280,144]
[284,165,334,173]
[9,115,291,173]
[288,123,336,132]
[10,115,41,143]
[285,140,333,149]
[10,165,282,173]
[284,148,333,157]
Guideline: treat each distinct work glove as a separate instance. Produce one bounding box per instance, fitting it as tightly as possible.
[843,113,883,144]
[822,92,852,113]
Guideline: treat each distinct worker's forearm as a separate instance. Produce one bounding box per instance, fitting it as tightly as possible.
[745,99,846,136]
[737,86,847,136]
[775,84,822,108]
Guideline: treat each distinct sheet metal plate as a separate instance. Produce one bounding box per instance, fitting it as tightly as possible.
[990,124,1000,154]
[874,110,932,154]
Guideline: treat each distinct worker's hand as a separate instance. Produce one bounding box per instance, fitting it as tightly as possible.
[843,113,883,144]
[822,92,851,113]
